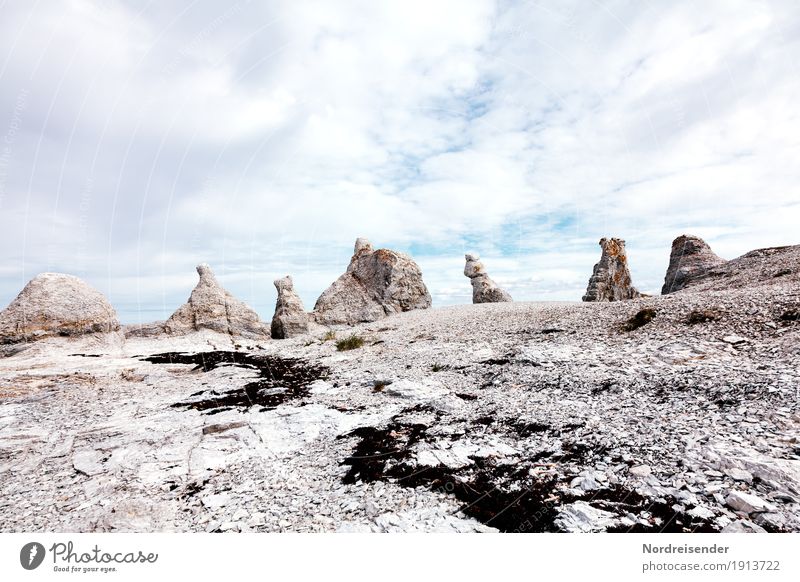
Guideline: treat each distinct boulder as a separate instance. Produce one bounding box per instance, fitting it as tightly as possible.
[313,238,431,325]
[0,273,119,343]
[662,235,726,294]
[582,238,641,302]
[165,264,268,338]
[464,254,512,303]
[270,276,309,339]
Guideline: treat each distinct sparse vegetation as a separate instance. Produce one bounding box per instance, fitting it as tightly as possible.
[336,334,365,351]
[687,308,723,325]
[431,363,446,372]
[623,308,656,331]
[322,330,336,342]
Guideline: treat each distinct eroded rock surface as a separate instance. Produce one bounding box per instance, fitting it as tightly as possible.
[165,264,268,338]
[582,238,641,302]
[313,238,431,325]
[464,254,512,303]
[679,244,800,293]
[271,276,309,339]
[0,273,119,343]
[662,235,727,295]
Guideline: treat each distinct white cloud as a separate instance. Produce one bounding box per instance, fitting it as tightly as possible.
[0,0,798,322]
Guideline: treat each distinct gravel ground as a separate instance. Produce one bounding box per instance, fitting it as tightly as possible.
[0,273,798,533]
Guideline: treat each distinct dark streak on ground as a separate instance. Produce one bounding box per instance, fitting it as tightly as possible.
[142,351,329,413]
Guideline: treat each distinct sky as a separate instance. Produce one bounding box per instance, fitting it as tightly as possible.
[0,0,798,323]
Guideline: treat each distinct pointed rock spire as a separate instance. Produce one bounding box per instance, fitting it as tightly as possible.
[662,235,726,294]
[464,253,512,303]
[165,264,268,338]
[271,276,309,339]
[582,238,641,302]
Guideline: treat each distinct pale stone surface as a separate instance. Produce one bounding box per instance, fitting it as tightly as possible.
[0,273,119,343]
[725,491,776,514]
[313,238,431,325]
[463,253,512,303]
[165,264,269,338]
[582,238,641,302]
[662,235,727,294]
[555,502,617,533]
[270,276,309,339]
[721,520,767,533]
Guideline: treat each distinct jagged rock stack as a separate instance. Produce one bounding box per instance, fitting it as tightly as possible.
[165,264,269,338]
[582,238,641,302]
[464,254,512,303]
[0,273,119,343]
[662,235,726,295]
[271,276,309,339]
[313,238,431,325]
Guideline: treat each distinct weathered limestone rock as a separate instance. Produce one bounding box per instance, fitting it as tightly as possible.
[165,264,268,338]
[582,238,641,302]
[0,273,119,343]
[271,276,309,339]
[313,238,431,325]
[464,254,512,303]
[662,235,726,294]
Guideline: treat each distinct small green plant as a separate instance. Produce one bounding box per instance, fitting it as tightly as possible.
[322,330,336,342]
[335,334,365,351]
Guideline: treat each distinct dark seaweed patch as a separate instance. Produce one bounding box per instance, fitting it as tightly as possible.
[510,420,551,437]
[556,440,607,463]
[455,393,478,401]
[481,357,512,366]
[780,309,799,322]
[591,380,615,395]
[142,351,328,413]
[340,416,718,532]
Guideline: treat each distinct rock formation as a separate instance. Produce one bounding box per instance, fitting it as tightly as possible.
[464,254,512,303]
[313,238,432,325]
[671,244,799,293]
[582,238,641,302]
[0,273,119,343]
[165,264,269,338]
[661,235,726,294]
[271,276,309,339]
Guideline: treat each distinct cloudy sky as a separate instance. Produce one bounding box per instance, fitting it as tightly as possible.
[1,0,798,323]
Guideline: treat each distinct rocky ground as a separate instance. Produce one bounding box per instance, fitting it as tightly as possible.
[1,273,798,533]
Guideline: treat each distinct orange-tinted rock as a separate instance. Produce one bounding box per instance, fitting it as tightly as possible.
[582,238,641,302]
